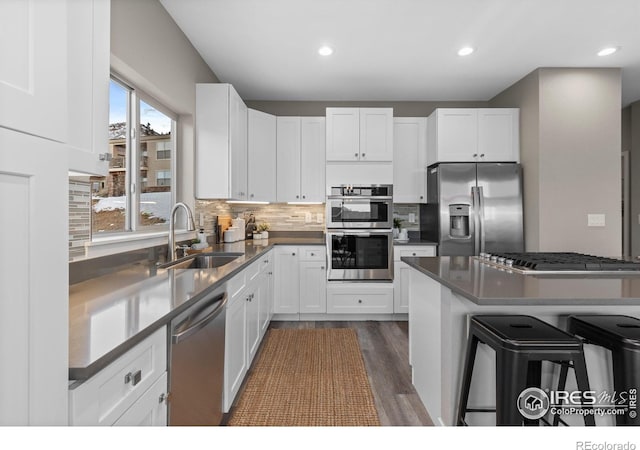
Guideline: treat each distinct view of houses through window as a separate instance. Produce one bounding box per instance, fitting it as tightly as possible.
[91,78,175,235]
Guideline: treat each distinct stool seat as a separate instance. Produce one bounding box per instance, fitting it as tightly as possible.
[474,315,581,351]
[568,315,640,350]
[458,314,594,426]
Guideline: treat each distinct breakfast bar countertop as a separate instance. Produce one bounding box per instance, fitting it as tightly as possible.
[68,237,325,382]
[401,256,640,306]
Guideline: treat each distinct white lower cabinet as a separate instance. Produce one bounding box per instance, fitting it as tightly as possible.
[274,246,327,315]
[113,372,168,426]
[68,327,168,426]
[393,245,437,313]
[326,283,394,314]
[223,250,274,413]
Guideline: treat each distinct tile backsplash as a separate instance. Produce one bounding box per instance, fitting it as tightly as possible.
[69,179,92,260]
[393,204,420,231]
[195,200,326,234]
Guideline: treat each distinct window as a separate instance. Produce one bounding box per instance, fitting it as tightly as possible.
[91,77,176,236]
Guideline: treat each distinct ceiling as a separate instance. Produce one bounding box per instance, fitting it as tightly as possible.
[160,0,640,105]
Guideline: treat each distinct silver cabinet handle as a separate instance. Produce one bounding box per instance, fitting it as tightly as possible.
[361,153,366,157]
[250,194,254,198]
[159,392,170,404]
[320,266,325,270]
[473,154,478,158]
[302,195,306,199]
[292,252,296,256]
[354,153,358,157]
[124,370,142,386]
[358,299,363,304]
[412,253,417,256]
[296,195,299,199]
[480,153,485,157]
[310,252,315,256]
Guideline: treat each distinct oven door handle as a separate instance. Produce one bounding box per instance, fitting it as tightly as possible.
[327,195,393,200]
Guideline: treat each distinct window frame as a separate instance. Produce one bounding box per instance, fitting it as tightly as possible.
[94,74,177,239]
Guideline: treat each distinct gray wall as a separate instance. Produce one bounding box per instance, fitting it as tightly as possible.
[245,101,488,117]
[490,70,541,251]
[110,0,219,211]
[492,68,622,256]
[630,102,640,255]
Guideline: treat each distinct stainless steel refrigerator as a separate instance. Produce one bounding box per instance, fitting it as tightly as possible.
[421,163,524,256]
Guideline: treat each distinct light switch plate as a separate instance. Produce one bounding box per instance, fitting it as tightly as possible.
[409,213,416,223]
[316,213,323,224]
[305,212,312,223]
[587,214,606,227]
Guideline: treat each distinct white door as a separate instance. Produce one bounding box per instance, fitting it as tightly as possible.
[248,109,276,201]
[276,117,301,202]
[299,262,327,313]
[477,108,519,163]
[66,0,110,176]
[326,108,360,161]
[0,128,69,425]
[229,86,248,200]
[113,373,168,426]
[360,108,393,161]
[273,247,300,314]
[300,117,326,202]
[224,289,247,412]
[393,118,427,203]
[0,0,67,143]
[433,109,478,162]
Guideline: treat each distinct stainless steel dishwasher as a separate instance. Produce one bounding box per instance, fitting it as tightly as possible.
[169,285,227,425]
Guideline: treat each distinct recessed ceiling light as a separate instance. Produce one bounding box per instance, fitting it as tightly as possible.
[457,46,474,56]
[597,47,619,56]
[318,46,333,56]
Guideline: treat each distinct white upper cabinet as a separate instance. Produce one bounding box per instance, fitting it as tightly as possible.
[276,116,325,202]
[196,83,248,200]
[393,118,427,203]
[248,109,276,202]
[477,108,520,163]
[427,108,519,166]
[0,0,68,143]
[67,0,110,176]
[326,108,393,162]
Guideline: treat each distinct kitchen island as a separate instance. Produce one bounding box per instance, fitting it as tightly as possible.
[402,256,640,426]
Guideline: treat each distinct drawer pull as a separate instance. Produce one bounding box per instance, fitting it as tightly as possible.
[358,299,363,304]
[124,370,142,386]
[412,253,416,256]
[292,253,296,256]
[159,392,170,404]
[310,252,315,256]
[320,266,325,270]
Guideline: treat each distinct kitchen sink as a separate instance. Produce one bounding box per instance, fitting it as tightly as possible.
[159,252,243,270]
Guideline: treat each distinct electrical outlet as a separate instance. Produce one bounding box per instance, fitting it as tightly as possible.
[316,213,323,224]
[409,213,416,223]
[305,212,312,223]
[587,214,605,227]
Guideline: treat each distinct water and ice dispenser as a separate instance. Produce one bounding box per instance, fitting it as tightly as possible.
[449,204,470,238]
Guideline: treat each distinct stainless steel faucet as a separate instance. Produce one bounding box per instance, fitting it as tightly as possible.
[168,202,196,262]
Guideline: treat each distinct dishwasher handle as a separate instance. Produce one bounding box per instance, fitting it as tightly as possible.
[172,292,228,344]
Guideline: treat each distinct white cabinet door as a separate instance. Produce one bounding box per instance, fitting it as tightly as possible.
[276,117,301,202]
[224,288,247,412]
[299,262,327,314]
[196,84,248,200]
[230,86,248,200]
[0,0,67,143]
[246,283,261,366]
[273,247,300,314]
[394,263,411,314]
[260,258,274,336]
[326,108,360,161]
[248,109,276,201]
[393,118,427,203]
[300,117,326,202]
[360,108,393,162]
[67,0,110,176]
[113,372,168,426]
[427,109,478,165]
[0,129,68,425]
[477,108,519,163]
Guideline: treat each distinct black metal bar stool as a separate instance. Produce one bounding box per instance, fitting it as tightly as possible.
[457,315,595,426]
[556,315,640,426]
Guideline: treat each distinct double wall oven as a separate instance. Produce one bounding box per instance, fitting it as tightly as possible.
[326,185,393,281]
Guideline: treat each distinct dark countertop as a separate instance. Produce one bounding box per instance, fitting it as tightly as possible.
[69,237,325,382]
[402,256,640,306]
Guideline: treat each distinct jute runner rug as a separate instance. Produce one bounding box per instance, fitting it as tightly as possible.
[227,328,380,426]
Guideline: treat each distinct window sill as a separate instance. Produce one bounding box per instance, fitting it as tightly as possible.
[79,230,196,261]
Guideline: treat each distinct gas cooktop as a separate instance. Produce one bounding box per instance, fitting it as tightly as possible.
[474,252,640,274]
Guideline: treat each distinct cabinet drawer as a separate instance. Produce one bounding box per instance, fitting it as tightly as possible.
[394,246,436,261]
[300,247,326,262]
[69,327,167,426]
[113,372,167,426]
[326,288,393,314]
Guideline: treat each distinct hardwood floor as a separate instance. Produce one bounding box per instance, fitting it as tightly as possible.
[233,320,433,426]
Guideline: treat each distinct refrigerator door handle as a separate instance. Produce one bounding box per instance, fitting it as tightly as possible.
[477,185,486,254]
[471,186,480,255]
